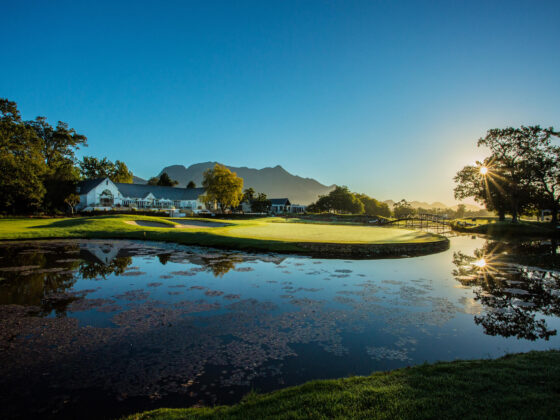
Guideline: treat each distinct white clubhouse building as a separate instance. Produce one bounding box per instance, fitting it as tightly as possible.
[76,178,207,214]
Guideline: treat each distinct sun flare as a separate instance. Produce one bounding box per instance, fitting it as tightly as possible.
[473,258,487,268]
[480,166,488,175]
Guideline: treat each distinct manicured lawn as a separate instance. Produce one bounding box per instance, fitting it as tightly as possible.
[124,350,560,420]
[0,215,445,255]
[228,220,438,243]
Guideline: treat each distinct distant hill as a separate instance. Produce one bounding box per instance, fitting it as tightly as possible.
[149,162,334,205]
[132,175,147,184]
[384,200,481,212]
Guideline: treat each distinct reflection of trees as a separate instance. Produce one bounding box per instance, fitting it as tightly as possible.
[78,257,132,280]
[0,246,80,315]
[158,254,172,265]
[452,241,560,340]
[203,255,245,277]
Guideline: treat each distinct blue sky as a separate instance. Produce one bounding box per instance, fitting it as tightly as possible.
[2,0,559,205]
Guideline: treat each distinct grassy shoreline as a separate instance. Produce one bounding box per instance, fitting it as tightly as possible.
[0,215,449,258]
[124,350,560,420]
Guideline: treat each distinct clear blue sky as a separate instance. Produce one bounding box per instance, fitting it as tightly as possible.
[2,0,559,205]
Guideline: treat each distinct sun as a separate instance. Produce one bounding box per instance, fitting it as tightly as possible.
[473,258,487,268]
[479,166,488,175]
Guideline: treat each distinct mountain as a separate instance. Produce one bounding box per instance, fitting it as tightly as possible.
[132,175,147,184]
[152,162,334,205]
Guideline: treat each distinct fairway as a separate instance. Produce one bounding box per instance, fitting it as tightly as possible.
[226,221,437,243]
[0,215,447,256]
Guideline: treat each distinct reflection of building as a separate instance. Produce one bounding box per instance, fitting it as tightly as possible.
[76,178,206,214]
[80,241,127,264]
[270,198,306,214]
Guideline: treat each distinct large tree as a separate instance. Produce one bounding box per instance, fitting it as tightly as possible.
[307,186,364,214]
[516,126,560,223]
[454,159,510,221]
[355,193,391,217]
[0,99,46,213]
[79,156,133,183]
[393,199,415,219]
[156,172,179,187]
[201,163,243,212]
[251,193,271,213]
[28,116,87,212]
[476,127,538,222]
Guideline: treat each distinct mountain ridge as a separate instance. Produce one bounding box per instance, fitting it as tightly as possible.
[151,162,335,205]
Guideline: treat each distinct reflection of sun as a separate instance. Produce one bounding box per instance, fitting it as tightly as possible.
[480,166,488,175]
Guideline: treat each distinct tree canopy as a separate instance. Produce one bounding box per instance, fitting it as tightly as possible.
[79,156,133,184]
[454,126,559,223]
[201,163,244,212]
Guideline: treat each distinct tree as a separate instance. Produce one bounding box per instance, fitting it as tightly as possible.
[156,172,178,187]
[251,193,271,213]
[186,180,196,189]
[28,117,87,212]
[393,199,415,219]
[355,193,391,217]
[147,177,159,185]
[28,117,87,167]
[0,99,46,213]
[307,186,364,214]
[79,156,133,183]
[241,188,255,204]
[112,160,133,183]
[454,159,510,221]
[516,127,560,224]
[64,193,80,215]
[201,163,243,213]
[455,204,466,219]
[476,127,538,222]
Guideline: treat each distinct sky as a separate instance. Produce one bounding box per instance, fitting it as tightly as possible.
[2,0,559,206]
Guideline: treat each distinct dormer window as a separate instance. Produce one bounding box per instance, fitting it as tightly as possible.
[106,180,109,185]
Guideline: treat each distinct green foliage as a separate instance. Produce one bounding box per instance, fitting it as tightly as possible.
[0,99,46,213]
[156,172,179,187]
[64,193,80,214]
[392,199,415,219]
[79,156,133,183]
[186,180,196,189]
[455,126,560,224]
[354,193,391,217]
[147,177,159,185]
[250,193,271,213]
[308,186,364,214]
[202,164,244,213]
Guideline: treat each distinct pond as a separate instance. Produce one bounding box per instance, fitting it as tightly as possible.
[0,235,559,419]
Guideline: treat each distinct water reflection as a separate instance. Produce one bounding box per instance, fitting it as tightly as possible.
[0,237,559,419]
[452,239,560,340]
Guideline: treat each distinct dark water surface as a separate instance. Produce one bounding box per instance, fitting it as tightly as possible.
[0,236,559,419]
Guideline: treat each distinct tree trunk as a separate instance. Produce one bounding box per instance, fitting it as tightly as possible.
[498,210,506,221]
[551,203,558,225]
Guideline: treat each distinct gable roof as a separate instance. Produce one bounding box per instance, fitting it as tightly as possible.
[115,183,205,201]
[270,198,291,205]
[76,178,107,194]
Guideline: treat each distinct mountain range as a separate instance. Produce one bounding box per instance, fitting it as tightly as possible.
[134,162,481,210]
[134,162,335,205]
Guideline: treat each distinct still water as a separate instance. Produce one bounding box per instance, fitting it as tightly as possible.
[0,235,558,419]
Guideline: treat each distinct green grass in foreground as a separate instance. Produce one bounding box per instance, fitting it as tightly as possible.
[124,350,560,420]
[0,215,445,254]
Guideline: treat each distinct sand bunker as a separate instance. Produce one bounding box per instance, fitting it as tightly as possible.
[126,220,230,229]
[125,220,174,228]
[171,219,230,228]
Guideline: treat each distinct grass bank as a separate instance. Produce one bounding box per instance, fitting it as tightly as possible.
[0,215,448,257]
[124,350,560,420]
[451,217,558,237]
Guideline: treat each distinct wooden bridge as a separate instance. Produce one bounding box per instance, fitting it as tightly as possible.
[386,213,451,232]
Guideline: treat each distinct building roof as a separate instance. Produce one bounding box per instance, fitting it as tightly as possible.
[270,198,291,205]
[77,178,106,194]
[77,178,205,201]
[116,184,205,200]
